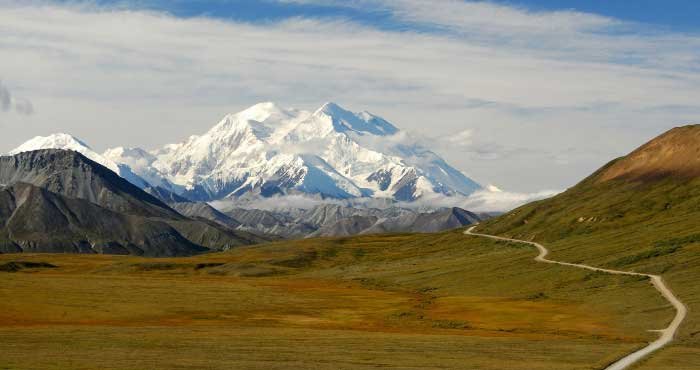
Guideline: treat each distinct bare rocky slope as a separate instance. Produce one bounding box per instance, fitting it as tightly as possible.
[173,202,481,238]
[0,150,267,256]
[0,182,206,256]
[0,149,179,219]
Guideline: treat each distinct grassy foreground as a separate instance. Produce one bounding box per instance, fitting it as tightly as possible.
[0,229,671,369]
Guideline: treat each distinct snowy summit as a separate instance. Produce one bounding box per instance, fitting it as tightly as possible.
[10,103,482,203]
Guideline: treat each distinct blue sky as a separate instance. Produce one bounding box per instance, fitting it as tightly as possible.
[63,0,397,26]
[506,0,700,32]
[2,0,700,194]
[60,0,700,33]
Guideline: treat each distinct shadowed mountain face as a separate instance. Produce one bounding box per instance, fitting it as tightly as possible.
[0,150,268,256]
[145,186,191,204]
[307,206,481,237]
[0,150,180,219]
[0,183,206,256]
[170,202,240,228]
[203,204,481,238]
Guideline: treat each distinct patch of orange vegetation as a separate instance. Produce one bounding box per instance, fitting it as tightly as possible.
[0,255,639,342]
[426,296,634,340]
[241,277,419,331]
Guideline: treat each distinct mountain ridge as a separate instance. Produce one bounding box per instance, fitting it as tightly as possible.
[10,102,482,204]
[0,149,269,256]
[10,133,151,189]
[208,203,481,238]
[0,182,207,256]
[0,149,180,219]
[594,124,700,184]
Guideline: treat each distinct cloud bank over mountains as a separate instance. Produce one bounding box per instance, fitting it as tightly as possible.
[1,1,699,192]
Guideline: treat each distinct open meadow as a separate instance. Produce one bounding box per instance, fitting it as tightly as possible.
[0,229,672,369]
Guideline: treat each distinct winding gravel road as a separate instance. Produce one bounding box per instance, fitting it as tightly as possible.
[465,226,686,370]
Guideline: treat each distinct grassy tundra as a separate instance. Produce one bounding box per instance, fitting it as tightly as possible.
[0,229,669,369]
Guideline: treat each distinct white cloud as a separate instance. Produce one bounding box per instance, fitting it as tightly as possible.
[458,188,560,213]
[210,187,559,213]
[210,194,345,212]
[446,129,473,147]
[0,1,699,192]
[388,188,560,213]
[292,0,617,34]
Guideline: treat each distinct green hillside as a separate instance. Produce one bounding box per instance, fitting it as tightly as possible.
[478,125,700,369]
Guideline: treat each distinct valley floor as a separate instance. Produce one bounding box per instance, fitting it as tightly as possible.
[0,230,673,369]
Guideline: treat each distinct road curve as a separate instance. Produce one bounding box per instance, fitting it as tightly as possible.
[465,226,686,370]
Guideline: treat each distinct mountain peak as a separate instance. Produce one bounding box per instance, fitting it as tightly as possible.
[595,124,700,183]
[1,149,177,219]
[10,133,92,155]
[312,102,399,136]
[9,133,110,169]
[235,102,288,123]
[77,102,480,202]
[316,101,346,115]
[103,146,154,161]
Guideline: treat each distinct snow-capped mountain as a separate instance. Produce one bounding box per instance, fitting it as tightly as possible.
[144,102,481,201]
[8,103,482,203]
[103,146,181,192]
[9,133,150,188]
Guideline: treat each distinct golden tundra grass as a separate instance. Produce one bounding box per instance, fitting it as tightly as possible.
[0,230,672,369]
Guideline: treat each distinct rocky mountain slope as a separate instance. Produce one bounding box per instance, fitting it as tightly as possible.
[170,202,240,228]
[0,150,267,256]
[0,182,205,256]
[358,207,481,235]
[181,203,480,238]
[0,149,179,219]
[10,134,151,189]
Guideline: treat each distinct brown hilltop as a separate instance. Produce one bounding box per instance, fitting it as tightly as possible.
[596,124,700,183]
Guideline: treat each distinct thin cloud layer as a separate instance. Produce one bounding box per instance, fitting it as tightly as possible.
[208,188,559,213]
[0,82,9,112]
[13,98,34,115]
[285,0,617,34]
[0,80,33,115]
[0,1,699,192]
